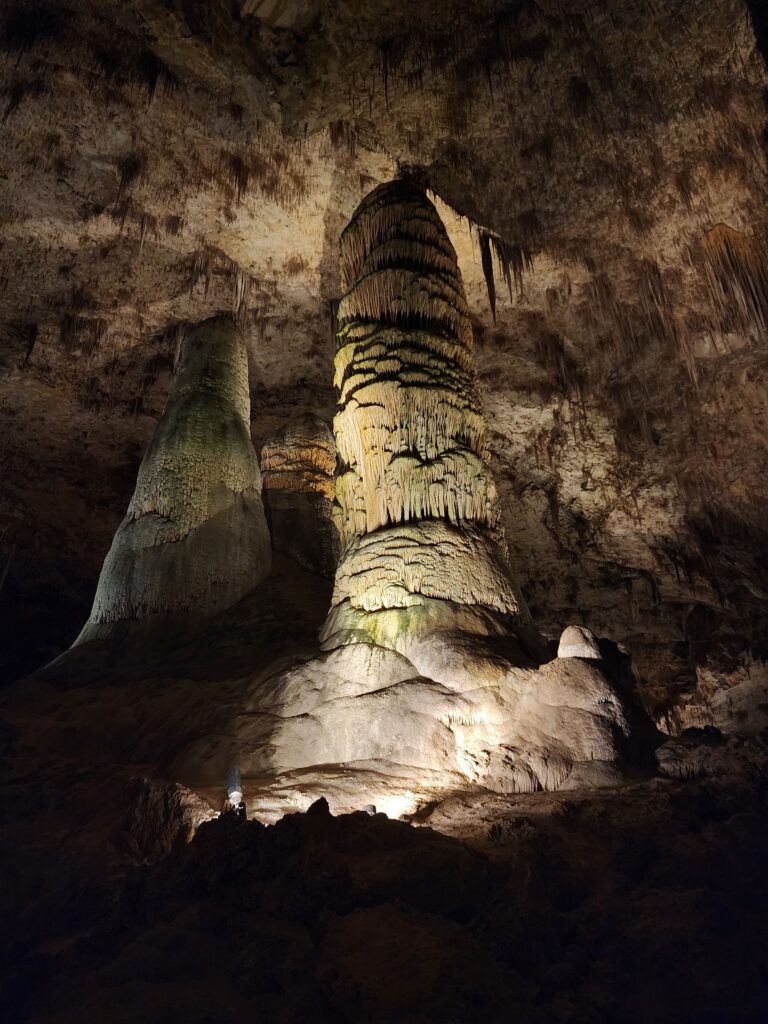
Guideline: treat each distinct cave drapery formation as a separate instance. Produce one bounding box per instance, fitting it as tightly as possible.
[323,180,532,647]
[76,315,271,642]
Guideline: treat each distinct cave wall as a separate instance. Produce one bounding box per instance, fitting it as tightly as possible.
[1,0,767,719]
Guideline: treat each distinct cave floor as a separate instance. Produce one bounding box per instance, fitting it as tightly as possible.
[2,732,766,1024]
[2,559,767,1022]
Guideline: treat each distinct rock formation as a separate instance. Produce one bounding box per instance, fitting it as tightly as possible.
[141,180,638,801]
[558,625,601,659]
[260,413,339,577]
[322,180,531,650]
[75,316,271,643]
[59,191,652,810]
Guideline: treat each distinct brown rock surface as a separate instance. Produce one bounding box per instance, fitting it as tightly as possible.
[2,7,768,1019]
[3,753,767,1024]
[260,412,339,576]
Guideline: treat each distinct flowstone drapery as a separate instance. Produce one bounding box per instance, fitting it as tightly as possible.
[75,316,271,642]
[322,180,530,646]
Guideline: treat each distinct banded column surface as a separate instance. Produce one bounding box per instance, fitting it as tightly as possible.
[323,180,529,641]
[75,315,271,643]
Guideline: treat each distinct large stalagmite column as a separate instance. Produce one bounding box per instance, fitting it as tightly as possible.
[322,180,531,647]
[75,315,271,643]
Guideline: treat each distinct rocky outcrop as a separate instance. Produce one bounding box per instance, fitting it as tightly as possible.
[75,316,271,643]
[7,763,767,1024]
[260,413,339,577]
[558,625,601,659]
[323,180,531,646]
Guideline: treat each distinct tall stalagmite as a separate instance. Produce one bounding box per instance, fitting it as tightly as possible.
[75,316,271,643]
[322,180,530,646]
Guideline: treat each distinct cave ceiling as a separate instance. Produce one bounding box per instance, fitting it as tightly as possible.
[1,0,768,710]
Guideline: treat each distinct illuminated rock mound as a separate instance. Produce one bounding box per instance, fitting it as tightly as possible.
[260,413,339,577]
[75,316,271,643]
[558,624,601,659]
[322,179,531,649]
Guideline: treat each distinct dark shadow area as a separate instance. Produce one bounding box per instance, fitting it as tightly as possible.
[2,769,767,1023]
[746,0,768,68]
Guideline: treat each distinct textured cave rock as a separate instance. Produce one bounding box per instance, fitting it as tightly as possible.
[260,413,339,577]
[2,6,768,1021]
[323,179,531,647]
[75,316,271,643]
[5,752,767,1024]
[140,181,655,797]
[558,625,601,659]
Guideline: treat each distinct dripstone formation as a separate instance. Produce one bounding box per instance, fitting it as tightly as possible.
[260,414,339,577]
[63,194,650,809]
[322,180,530,647]
[75,316,271,643]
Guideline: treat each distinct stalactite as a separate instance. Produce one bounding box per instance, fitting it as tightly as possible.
[479,230,496,322]
[233,266,252,325]
[135,48,178,103]
[699,223,768,345]
[189,246,255,324]
[328,120,357,158]
[59,286,107,354]
[324,179,529,631]
[163,214,184,236]
[492,235,533,300]
[138,212,158,257]
[474,226,533,315]
[221,150,250,203]
[116,152,145,202]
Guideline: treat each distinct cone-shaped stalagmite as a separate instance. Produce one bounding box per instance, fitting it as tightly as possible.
[75,316,271,643]
[322,180,531,647]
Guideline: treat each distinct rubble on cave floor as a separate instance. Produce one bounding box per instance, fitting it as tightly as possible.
[2,735,766,1024]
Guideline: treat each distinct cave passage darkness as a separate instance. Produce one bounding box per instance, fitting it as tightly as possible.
[1,2,768,1022]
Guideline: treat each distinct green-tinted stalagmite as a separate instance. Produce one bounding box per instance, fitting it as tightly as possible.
[75,316,271,643]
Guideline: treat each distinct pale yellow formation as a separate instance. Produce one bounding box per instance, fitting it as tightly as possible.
[333,522,521,614]
[325,180,528,631]
[76,316,271,641]
[128,320,256,535]
[261,413,336,501]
